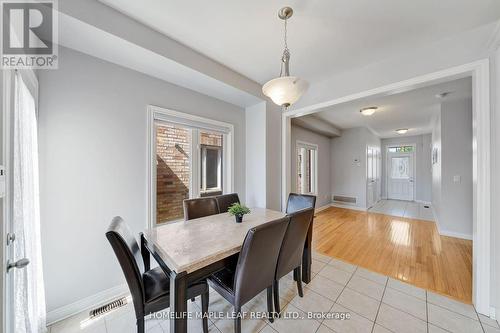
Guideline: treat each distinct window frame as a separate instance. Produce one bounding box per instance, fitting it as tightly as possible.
[147,105,234,227]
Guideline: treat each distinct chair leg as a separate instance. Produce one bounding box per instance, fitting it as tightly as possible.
[136,317,145,333]
[234,306,242,333]
[201,291,209,333]
[273,279,281,316]
[267,286,274,323]
[295,267,304,297]
[293,268,298,281]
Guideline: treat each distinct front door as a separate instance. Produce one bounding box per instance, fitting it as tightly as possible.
[388,152,414,201]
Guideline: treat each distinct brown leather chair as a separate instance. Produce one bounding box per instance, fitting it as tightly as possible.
[286,193,317,214]
[183,197,219,221]
[207,217,289,333]
[215,193,240,213]
[273,208,315,314]
[106,217,209,333]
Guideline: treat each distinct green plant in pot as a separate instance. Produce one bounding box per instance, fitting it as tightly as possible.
[228,203,251,223]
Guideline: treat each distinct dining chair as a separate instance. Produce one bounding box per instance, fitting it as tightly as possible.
[183,197,219,221]
[273,207,315,315]
[286,192,317,214]
[207,217,289,333]
[106,216,210,333]
[215,193,240,213]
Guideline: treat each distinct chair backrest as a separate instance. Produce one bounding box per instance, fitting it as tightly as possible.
[286,193,317,214]
[275,208,315,279]
[183,197,219,221]
[106,217,145,313]
[233,217,289,307]
[215,193,240,213]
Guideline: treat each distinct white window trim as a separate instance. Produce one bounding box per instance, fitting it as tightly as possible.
[146,105,234,228]
[295,140,318,196]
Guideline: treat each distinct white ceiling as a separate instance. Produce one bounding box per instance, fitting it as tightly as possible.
[302,77,472,138]
[99,0,499,85]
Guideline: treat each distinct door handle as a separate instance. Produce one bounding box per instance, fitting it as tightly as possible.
[6,258,30,272]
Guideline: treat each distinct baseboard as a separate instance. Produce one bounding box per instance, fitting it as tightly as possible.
[415,200,432,205]
[331,203,367,212]
[438,229,473,240]
[315,204,332,213]
[46,284,129,326]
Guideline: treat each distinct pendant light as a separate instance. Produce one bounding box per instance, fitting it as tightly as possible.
[262,7,309,109]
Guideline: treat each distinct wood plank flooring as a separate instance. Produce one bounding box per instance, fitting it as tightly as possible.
[313,206,472,303]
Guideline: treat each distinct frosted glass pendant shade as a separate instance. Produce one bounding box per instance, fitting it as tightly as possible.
[262,76,309,108]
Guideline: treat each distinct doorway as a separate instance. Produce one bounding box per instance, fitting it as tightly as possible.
[387,145,415,201]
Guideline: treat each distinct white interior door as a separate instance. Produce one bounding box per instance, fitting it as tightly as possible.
[388,152,414,201]
[366,146,380,208]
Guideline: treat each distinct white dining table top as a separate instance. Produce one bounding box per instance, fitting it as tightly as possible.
[143,208,286,273]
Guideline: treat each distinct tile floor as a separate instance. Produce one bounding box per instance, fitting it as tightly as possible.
[368,199,435,221]
[48,252,498,333]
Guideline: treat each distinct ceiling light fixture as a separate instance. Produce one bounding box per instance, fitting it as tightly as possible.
[262,7,309,110]
[396,128,409,134]
[360,107,378,116]
[435,92,452,99]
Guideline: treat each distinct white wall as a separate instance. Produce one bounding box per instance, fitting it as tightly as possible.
[381,134,432,202]
[37,47,246,313]
[245,102,266,208]
[331,127,380,209]
[290,125,332,208]
[432,98,473,238]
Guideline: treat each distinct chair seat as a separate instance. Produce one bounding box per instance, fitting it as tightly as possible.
[207,267,236,304]
[143,267,209,313]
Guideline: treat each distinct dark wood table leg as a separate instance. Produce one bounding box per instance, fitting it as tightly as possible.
[170,270,188,333]
[302,219,313,283]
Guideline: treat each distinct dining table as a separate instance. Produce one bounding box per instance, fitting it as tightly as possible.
[142,207,314,333]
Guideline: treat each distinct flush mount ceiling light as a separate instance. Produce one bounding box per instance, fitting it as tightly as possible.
[262,7,309,110]
[435,92,452,99]
[396,128,409,134]
[360,107,378,116]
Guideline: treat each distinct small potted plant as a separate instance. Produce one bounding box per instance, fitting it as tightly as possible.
[228,203,251,223]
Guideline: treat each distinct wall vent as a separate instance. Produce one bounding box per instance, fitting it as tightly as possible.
[89,297,128,319]
[333,195,357,205]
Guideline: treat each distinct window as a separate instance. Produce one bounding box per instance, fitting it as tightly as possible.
[200,131,223,196]
[296,142,318,195]
[388,145,414,153]
[149,106,233,225]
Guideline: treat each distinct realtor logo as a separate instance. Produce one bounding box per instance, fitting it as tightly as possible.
[1,0,58,69]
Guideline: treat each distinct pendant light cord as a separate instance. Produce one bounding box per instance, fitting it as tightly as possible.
[280,18,291,77]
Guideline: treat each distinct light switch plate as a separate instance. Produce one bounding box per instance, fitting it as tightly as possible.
[453,175,461,183]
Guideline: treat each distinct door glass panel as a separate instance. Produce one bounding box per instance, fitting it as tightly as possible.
[391,157,410,179]
[297,145,317,194]
[156,123,191,224]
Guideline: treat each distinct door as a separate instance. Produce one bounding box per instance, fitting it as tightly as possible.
[296,141,318,195]
[366,146,380,208]
[3,70,46,333]
[388,152,414,201]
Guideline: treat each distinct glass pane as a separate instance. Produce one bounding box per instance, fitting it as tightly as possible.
[388,146,414,153]
[156,123,190,224]
[200,131,223,195]
[391,157,410,179]
[205,149,219,189]
[297,146,316,194]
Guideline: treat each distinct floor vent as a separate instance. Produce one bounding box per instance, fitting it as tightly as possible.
[89,297,128,319]
[424,205,430,209]
[333,195,357,205]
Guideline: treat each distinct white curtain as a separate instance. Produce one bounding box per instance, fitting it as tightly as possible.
[13,71,47,333]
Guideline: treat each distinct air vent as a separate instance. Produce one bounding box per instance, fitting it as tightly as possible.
[89,297,128,319]
[333,195,357,205]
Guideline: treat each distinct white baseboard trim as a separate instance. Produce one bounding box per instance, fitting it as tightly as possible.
[490,306,497,320]
[331,203,367,212]
[46,284,129,326]
[315,204,332,213]
[415,200,432,205]
[438,229,473,240]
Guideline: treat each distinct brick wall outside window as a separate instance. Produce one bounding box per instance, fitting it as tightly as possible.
[156,127,223,224]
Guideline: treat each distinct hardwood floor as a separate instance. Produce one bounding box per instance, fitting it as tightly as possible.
[313,206,472,303]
